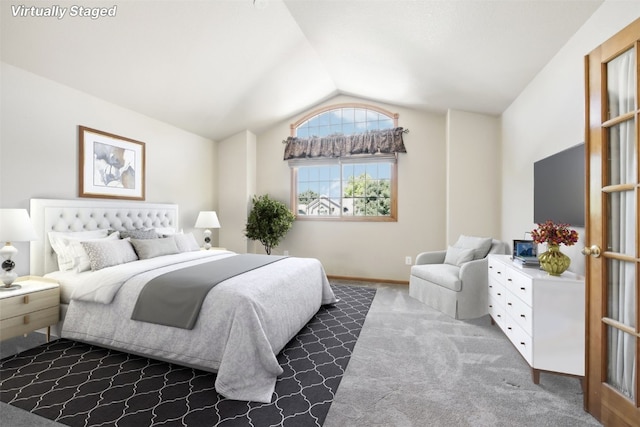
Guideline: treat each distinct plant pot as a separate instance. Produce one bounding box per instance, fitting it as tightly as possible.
[538,244,571,276]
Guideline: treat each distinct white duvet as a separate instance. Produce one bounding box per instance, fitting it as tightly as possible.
[60,250,336,403]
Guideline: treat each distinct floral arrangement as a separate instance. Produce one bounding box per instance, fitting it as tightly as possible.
[531,220,579,246]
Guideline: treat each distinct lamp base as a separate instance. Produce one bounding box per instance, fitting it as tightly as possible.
[0,283,21,291]
[203,229,212,250]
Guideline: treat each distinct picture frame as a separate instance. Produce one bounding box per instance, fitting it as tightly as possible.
[79,126,146,200]
[512,239,537,258]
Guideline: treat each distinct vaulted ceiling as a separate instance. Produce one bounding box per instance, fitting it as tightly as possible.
[1,0,602,141]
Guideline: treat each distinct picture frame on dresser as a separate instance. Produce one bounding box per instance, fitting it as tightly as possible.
[79,125,146,200]
[512,239,536,258]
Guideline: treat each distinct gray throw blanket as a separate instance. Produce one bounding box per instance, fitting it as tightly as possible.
[131,254,286,329]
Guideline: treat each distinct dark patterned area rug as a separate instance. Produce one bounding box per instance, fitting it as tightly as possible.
[0,284,376,427]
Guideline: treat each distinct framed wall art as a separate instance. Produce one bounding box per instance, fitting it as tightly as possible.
[79,126,146,200]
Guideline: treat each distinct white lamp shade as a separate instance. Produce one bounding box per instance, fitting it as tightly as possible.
[194,211,221,229]
[0,209,37,242]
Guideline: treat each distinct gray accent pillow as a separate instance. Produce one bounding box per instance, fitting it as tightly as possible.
[81,239,138,271]
[120,229,159,239]
[172,233,200,252]
[130,237,180,259]
[444,246,475,266]
[453,235,493,260]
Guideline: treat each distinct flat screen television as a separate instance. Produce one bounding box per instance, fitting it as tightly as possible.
[533,143,585,227]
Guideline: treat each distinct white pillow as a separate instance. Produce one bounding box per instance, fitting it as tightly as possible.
[49,229,110,271]
[444,246,475,266]
[452,235,493,260]
[172,233,200,252]
[81,238,138,271]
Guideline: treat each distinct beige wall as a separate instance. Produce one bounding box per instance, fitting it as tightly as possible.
[217,130,256,253]
[0,62,217,275]
[501,2,640,275]
[446,109,501,243]
[254,95,500,282]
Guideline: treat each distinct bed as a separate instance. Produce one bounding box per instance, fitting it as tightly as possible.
[29,198,336,403]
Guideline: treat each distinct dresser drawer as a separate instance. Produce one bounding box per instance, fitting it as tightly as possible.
[488,280,506,307]
[504,319,532,365]
[488,258,506,286]
[506,294,533,335]
[0,306,59,341]
[488,296,506,331]
[0,288,59,320]
[505,269,533,306]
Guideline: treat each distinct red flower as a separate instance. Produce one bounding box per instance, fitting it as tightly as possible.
[531,220,579,246]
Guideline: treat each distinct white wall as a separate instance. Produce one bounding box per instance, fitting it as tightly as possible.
[255,94,500,282]
[501,2,640,275]
[0,62,217,275]
[217,130,256,253]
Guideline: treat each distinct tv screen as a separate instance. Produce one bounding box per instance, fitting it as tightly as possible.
[534,143,585,227]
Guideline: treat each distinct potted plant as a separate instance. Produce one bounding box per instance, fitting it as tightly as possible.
[245,194,295,255]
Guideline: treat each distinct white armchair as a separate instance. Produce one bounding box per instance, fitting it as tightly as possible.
[409,236,509,320]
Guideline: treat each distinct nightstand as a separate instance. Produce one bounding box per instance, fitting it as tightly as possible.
[0,276,60,342]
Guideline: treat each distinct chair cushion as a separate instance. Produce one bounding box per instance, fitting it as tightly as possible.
[410,264,462,291]
[444,246,475,266]
[453,235,493,260]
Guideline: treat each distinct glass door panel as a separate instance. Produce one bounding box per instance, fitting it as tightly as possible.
[607,48,636,117]
[606,324,636,400]
[607,120,637,187]
[606,191,636,252]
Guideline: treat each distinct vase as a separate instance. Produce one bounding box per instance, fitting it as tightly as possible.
[538,244,571,276]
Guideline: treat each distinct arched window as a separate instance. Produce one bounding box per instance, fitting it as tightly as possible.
[292,104,398,138]
[285,103,406,221]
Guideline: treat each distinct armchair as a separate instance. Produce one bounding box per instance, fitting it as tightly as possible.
[409,236,509,320]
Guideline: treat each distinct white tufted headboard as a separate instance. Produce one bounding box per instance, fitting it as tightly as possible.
[30,198,179,276]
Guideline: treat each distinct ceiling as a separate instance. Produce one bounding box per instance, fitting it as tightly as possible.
[1,0,603,141]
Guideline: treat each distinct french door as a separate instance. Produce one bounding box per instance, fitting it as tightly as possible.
[585,17,640,426]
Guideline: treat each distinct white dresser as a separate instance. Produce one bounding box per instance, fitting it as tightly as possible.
[487,254,585,384]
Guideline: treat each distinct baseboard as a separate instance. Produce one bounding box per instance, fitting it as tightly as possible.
[327,275,409,285]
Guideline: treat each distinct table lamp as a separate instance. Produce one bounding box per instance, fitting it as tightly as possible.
[0,209,38,290]
[194,211,221,250]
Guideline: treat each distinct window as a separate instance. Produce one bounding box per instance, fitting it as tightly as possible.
[295,106,394,138]
[286,104,405,221]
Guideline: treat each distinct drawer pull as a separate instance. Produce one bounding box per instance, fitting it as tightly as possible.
[497,314,502,318]
[23,315,30,324]
[507,327,512,330]
[23,295,29,304]
[497,293,501,296]
[520,342,526,346]
[507,278,512,282]
[489,285,493,288]
[507,302,512,306]
[497,271,502,275]
[489,305,493,308]
[520,287,526,291]
[520,314,526,318]
[489,266,493,269]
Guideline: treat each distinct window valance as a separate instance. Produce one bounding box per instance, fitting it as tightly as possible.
[283,127,408,160]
